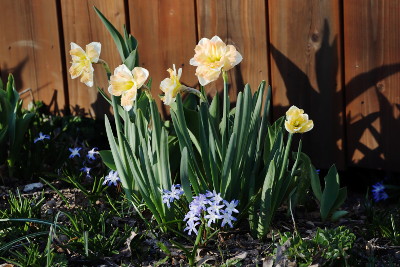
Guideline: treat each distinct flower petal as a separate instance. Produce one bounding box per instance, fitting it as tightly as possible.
[121,89,137,111]
[132,67,149,88]
[195,65,221,86]
[80,69,94,87]
[70,42,86,62]
[109,64,134,96]
[69,62,84,79]
[210,35,224,43]
[86,42,101,63]
[222,45,243,71]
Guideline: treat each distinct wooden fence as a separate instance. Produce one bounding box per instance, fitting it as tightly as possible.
[1,0,399,172]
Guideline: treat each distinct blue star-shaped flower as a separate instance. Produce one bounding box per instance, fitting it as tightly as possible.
[87,147,99,160]
[34,132,50,143]
[69,147,82,159]
[103,170,120,186]
[372,182,389,202]
[80,166,91,178]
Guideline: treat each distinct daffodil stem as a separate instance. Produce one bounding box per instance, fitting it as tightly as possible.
[184,87,207,102]
[97,59,111,79]
[111,95,124,160]
[141,84,153,100]
[279,133,293,180]
[222,71,229,159]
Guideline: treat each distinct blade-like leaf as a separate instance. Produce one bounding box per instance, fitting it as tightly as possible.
[320,165,340,221]
[99,150,117,170]
[180,147,192,202]
[94,7,128,61]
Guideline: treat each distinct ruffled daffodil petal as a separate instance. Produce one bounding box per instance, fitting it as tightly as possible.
[160,64,187,105]
[284,105,314,134]
[69,42,101,87]
[190,36,242,86]
[108,64,149,111]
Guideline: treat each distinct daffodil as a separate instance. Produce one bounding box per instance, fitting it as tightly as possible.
[189,36,242,86]
[69,42,101,87]
[284,106,314,134]
[160,64,187,105]
[108,64,149,111]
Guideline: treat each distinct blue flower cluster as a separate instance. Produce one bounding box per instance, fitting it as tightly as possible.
[161,187,239,235]
[372,182,388,202]
[162,184,184,208]
[183,190,239,235]
[67,147,101,179]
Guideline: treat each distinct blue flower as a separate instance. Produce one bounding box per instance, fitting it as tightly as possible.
[206,190,223,203]
[103,170,120,186]
[80,166,91,178]
[372,182,389,202]
[34,132,50,143]
[220,210,237,228]
[162,184,184,208]
[204,211,223,227]
[184,220,199,235]
[87,147,99,160]
[69,147,82,158]
[223,199,239,214]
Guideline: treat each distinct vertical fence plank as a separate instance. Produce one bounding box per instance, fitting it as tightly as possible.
[344,1,400,172]
[128,0,198,114]
[196,0,270,100]
[0,0,65,112]
[268,0,344,169]
[61,0,126,117]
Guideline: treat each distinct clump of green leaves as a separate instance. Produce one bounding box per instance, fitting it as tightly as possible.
[277,226,356,266]
[60,206,134,260]
[0,242,68,267]
[0,74,34,180]
[310,163,348,221]
[0,190,45,236]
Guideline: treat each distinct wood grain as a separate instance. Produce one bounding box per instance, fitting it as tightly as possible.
[344,0,400,171]
[0,0,65,112]
[61,0,126,117]
[128,0,198,115]
[268,0,344,169]
[196,0,270,101]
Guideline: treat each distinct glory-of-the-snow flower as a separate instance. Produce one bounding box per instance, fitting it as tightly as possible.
[87,147,99,160]
[69,147,82,159]
[103,170,120,186]
[371,182,389,202]
[34,132,50,143]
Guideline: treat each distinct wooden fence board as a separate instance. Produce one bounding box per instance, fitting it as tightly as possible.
[128,0,198,115]
[268,0,344,169]
[61,0,127,117]
[344,0,400,171]
[196,0,270,101]
[0,0,65,112]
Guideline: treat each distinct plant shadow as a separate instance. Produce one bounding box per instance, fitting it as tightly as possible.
[270,19,400,171]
